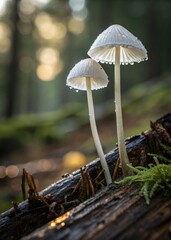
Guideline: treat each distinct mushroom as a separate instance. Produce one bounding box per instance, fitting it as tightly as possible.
[66,58,112,185]
[88,24,148,176]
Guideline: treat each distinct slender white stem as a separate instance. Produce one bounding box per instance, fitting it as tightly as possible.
[86,78,112,185]
[115,46,131,176]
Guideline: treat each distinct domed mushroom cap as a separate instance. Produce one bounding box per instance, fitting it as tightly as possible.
[66,58,109,91]
[87,24,148,65]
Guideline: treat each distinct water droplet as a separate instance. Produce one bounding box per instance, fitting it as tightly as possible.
[69,87,73,89]
[76,90,79,93]
[130,62,134,65]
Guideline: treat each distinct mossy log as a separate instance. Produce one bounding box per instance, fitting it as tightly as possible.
[0,113,171,240]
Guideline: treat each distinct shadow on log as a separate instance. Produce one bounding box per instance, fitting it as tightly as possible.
[0,113,171,240]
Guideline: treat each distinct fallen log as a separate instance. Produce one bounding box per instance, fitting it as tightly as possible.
[21,184,171,240]
[0,113,171,240]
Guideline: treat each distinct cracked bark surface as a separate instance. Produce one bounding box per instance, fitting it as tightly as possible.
[22,184,171,240]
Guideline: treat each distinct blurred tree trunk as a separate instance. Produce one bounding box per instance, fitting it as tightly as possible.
[145,0,161,80]
[5,0,20,117]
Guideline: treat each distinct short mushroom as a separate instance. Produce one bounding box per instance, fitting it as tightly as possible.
[66,58,112,185]
[88,24,148,176]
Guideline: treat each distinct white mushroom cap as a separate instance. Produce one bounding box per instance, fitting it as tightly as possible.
[66,58,109,91]
[87,24,148,65]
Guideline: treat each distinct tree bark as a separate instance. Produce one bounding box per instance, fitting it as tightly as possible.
[0,113,171,240]
[21,184,171,240]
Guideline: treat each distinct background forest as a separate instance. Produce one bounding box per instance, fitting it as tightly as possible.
[0,0,171,212]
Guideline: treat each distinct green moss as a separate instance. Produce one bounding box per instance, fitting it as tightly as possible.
[116,146,171,204]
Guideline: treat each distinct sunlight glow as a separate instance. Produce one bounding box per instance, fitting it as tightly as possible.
[49,212,71,229]
[36,64,56,81]
[0,0,9,16]
[36,61,63,81]
[35,13,66,42]
[36,46,63,81]
[68,17,85,34]
[0,23,11,53]
[37,48,60,65]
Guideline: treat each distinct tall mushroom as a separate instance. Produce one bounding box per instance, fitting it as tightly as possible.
[88,24,148,176]
[66,58,112,185]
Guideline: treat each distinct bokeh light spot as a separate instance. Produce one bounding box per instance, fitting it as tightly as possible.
[19,0,36,16]
[36,61,63,81]
[0,23,11,53]
[35,13,66,42]
[68,17,85,34]
[6,165,19,178]
[63,151,86,169]
[69,0,85,11]
[37,159,55,172]
[72,7,88,21]
[0,0,9,16]
[37,48,60,65]
[37,64,55,81]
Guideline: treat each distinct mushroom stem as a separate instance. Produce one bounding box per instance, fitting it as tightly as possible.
[86,77,112,185]
[114,46,131,176]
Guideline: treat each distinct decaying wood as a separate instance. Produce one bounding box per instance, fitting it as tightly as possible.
[21,184,171,240]
[0,113,171,240]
